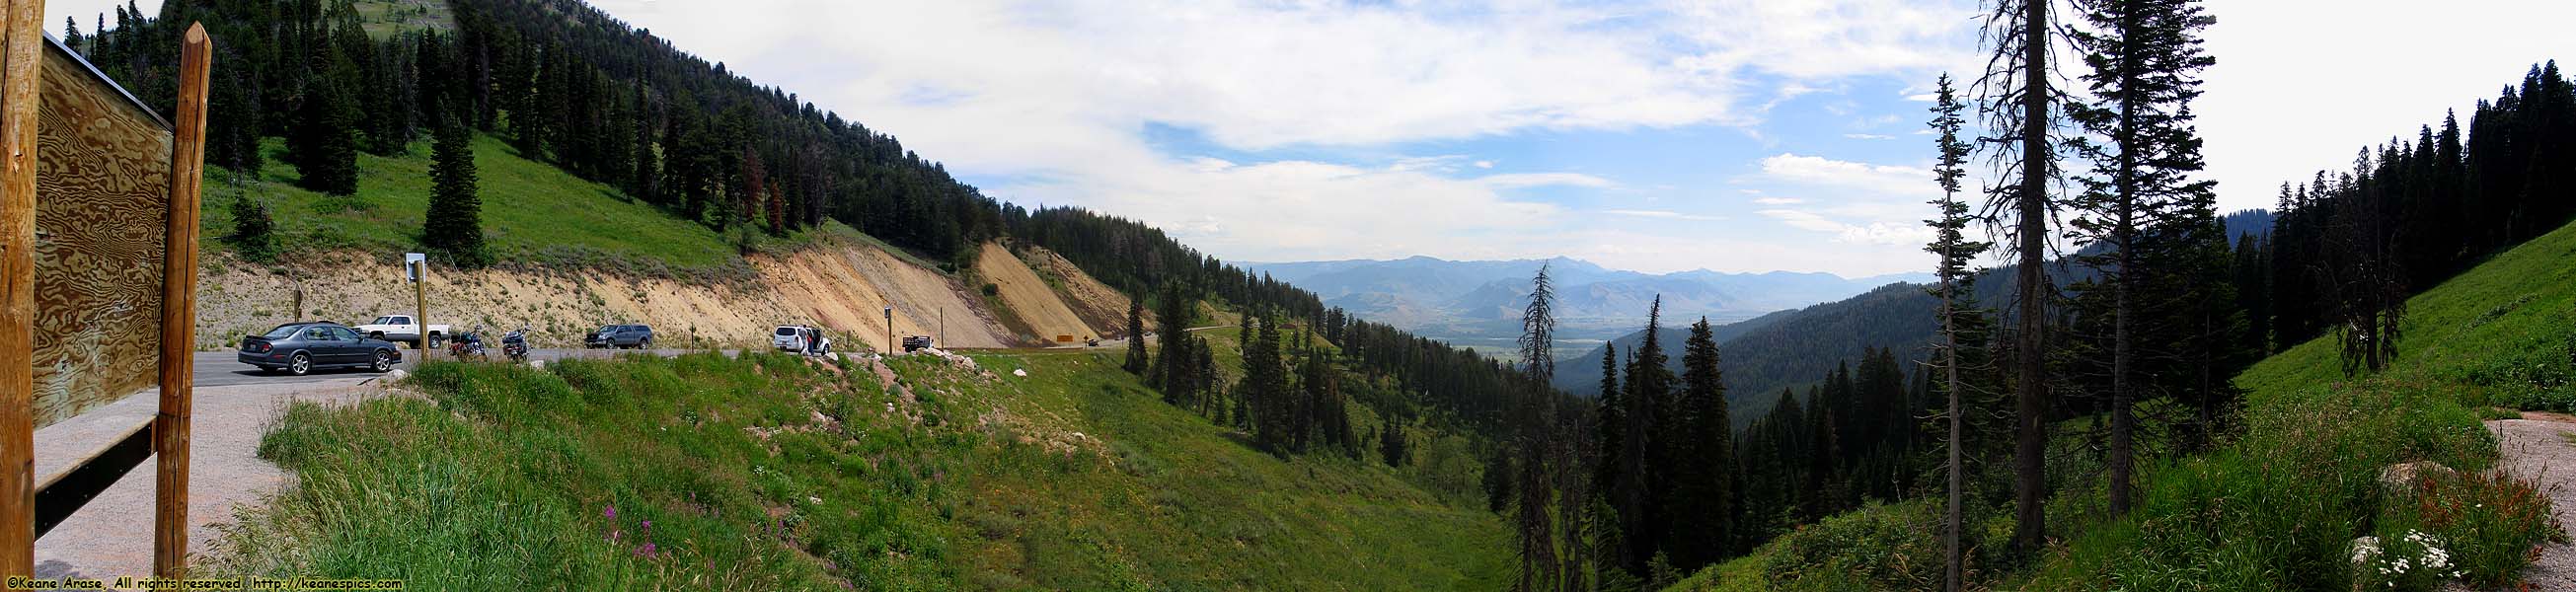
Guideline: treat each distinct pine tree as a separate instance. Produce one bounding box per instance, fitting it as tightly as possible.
[1514,263,1565,590]
[2068,0,2217,517]
[1924,72,1989,592]
[1978,0,2072,553]
[287,68,361,195]
[1667,317,1732,571]
[1123,295,1149,374]
[1379,420,1407,468]
[423,120,487,265]
[1613,297,1672,574]
[227,196,277,262]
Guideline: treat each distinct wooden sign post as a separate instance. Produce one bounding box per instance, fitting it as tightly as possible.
[156,24,212,578]
[1,0,52,578]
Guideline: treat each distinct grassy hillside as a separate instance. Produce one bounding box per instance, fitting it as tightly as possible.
[207,135,747,278]
[1675,218,2576,591]
[208,349,1509,590]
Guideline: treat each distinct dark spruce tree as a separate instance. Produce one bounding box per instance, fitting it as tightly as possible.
[1665,317,1732,571]
[1507,263,1561,591]
[1924,72,1991,592]
[287,68,362,195]
[227,195,278,263]
[2066,0,2217,515]
[423,120,488,265]
[1122,295,1148,375]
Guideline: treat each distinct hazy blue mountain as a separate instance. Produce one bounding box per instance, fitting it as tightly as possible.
[1244,257,1927,345]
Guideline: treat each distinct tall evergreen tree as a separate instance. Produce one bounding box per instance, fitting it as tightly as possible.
[1123,295,1149,375]
[1666,317,1732,571]
[1924,72,1989,592]
[423,120,487,265]
[1978,0,2072,553]
[2067,0,2216,515]
[1510,263,1561,591]
[287,66,361,195]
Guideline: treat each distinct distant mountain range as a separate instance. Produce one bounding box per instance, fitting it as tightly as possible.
[1245,257,1931,341]
[1551,208,2277,424]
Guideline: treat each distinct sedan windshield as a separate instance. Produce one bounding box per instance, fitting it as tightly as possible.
[262,325,306,339]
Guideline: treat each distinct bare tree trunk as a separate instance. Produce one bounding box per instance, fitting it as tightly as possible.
[2011,0,2055,555]
[1942,289,1965,592]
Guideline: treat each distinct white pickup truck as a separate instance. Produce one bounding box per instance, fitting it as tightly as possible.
[352,315,451,345]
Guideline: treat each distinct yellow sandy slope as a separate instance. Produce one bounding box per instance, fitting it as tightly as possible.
[974,242,1103,345]
[1022,245,1146,336]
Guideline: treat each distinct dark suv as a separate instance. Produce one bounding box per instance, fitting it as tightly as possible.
[586,324,655,349]
[238,322,405,376]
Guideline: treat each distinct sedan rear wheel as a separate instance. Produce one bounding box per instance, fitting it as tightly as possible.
[371,349,394,373]
[287,352,312,376]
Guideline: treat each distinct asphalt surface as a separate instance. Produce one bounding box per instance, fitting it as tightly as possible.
[192,347,710,387]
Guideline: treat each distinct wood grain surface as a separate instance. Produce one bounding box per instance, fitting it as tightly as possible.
[155,23,210,577]
[2,0,51,574]
[31,40,173,431]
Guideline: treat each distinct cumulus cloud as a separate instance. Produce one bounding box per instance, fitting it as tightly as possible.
[1603,209,1725,221]
[1760,209,1934,246]
[1759,153,1935,197]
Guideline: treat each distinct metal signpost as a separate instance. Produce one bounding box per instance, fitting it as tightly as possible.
[407,253,426,352]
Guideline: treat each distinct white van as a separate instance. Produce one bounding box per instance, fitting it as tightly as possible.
[773,326,830,354]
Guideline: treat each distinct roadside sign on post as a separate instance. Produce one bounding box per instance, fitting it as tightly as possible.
[409,254,427,351]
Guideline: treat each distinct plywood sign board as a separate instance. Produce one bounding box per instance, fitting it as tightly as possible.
[28,37,174,430]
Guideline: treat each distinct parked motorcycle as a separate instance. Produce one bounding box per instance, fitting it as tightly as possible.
[502,328,530,363]
[448,329,488,359]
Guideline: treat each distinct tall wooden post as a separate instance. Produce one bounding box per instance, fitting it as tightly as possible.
[155,23,212,579]
[416,265,426,354]
[0,0,51,577]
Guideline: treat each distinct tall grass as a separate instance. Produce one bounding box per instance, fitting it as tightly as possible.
[210,349,1510,590]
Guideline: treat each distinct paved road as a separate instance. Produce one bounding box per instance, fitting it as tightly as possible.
[38,346,736,580]
[190,347,716,387]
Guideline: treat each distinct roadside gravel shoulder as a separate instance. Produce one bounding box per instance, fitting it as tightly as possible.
[31,377,382,582]
[2487,414,2576,590]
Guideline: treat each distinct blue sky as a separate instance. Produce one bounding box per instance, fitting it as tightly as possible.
[51,0,2576,276]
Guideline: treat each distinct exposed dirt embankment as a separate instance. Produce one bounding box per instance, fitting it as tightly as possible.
[1019,244,1145,336]
[973,242,1103,345]
[195,238,1022,352]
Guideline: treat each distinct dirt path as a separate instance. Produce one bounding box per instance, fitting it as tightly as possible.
[2488,413,2576,589]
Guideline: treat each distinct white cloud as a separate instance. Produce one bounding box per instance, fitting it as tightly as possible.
[1478,173,1617,189]
[1758,153,1935,197]
[1760,209,1934,246]
[1603,209,1724,221]
[1752,196,1806,205]
[1844,133,1896,140]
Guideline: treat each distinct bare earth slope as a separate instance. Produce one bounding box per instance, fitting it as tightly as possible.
[195,236,1019,352]
[974,242,1102,344]
[1022,244,1143,336]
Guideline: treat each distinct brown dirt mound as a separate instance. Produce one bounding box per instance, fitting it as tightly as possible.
[973,242,1099,346]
